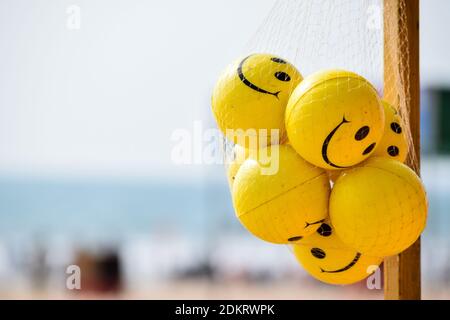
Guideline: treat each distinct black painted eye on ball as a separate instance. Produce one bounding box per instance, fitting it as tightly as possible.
[311,248,326,259]
[317,223,332,237]
[271,57,287,64]
[363,143,376,155]
[355,126,370,141]
[274,71,291,82]
[391,122,402,134]
[387,145,400,157]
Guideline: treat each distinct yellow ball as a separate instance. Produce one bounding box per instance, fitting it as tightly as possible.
[285,70,385,170]
[327,170,342,184]
[232,145,330,244]
[330,157,428,257]
[372,101,409,163]
[212,54,303,148]
[226,145,249,186]
[292,220,383,285]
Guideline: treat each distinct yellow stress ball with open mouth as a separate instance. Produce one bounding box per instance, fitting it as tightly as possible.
[232,144,330,244]
[212,53,303,148]
[292,220,382,285]
[372,101,409,163]
[330,157,428,257]
[285,70,384,170]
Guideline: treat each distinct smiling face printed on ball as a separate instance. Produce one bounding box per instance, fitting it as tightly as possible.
[212,54,303,148]
[292,221,383,285]
[372,101,409,162]
[285,70,385,170]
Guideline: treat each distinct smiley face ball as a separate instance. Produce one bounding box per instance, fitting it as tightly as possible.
[212,54,303,148]
[293,221,382,285]
[232,144,330,244]
[372,101,409,162]
[285,70,384,170]
[330,157,428,257]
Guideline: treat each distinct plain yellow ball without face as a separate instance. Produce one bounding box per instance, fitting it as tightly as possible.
[285,70,385,170]
[330,157,428,257]
[232,145,330,244]
[226,145,249,187]
[212,54,303,148]
[292,220,383,285]
[226,145,264,187]
[372,101,409,162]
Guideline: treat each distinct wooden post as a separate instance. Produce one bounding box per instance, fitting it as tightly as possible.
[383,0,421,300]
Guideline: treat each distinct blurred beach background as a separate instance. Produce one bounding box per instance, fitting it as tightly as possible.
[0,0,450,299]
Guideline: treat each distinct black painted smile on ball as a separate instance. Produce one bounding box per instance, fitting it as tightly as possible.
[320,253,362,273]
[321,117,351,169]
[237,55,291,99]
[322,116,376,168]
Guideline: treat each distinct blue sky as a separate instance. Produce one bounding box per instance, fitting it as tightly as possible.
[0,0,448,180]
[0,0,275,180]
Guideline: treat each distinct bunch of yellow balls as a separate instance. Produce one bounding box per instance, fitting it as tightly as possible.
[211,53,428,285]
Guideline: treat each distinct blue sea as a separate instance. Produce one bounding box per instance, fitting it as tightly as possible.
[0,176,238,242]
[0,157,448,253]
[0,158,449,285]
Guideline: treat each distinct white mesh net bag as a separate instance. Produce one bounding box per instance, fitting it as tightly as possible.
[210,0,425,286]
